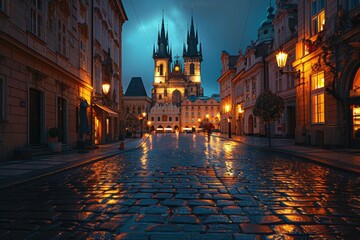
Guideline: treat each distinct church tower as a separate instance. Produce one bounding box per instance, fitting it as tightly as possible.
[183,15,203,97]
[152,14,172,102]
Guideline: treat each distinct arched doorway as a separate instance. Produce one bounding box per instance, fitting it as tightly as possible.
[172,90,181,106]
[174,125,179,132]
[248,115,254,135]
[348,66,360,146]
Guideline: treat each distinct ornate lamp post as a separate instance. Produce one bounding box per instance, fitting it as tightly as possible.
[139,111,146,137]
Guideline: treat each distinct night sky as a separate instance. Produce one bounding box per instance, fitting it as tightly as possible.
[122,0,275,97]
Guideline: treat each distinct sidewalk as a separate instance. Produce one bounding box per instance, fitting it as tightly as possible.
[213,132,360,174]
[0,136,148,189]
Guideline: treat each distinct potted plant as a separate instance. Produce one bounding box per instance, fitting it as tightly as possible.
[48,127,62,153]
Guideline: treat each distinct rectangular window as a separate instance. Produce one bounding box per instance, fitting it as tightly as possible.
[151,117,154,121]
[311,72,325,123]
[0,0,7,13]
[0,76,5,119]
[30,0,44,38]
[80,40,87,69]
[311,0,325,35]
[58,19,67,56]
[169,117,172,121]
[175,117,178,121]
[157,116,160,121]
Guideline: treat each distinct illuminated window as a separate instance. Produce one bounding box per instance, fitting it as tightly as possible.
[0,76,5,120]
[311,0,325,35]
[30,0,44,38]
[106,118,110,134]
[311,72,325,123]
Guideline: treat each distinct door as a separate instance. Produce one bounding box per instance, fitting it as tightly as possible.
[30,89,42,145]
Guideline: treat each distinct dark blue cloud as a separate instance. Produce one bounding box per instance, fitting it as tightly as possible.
[122,0,274,96]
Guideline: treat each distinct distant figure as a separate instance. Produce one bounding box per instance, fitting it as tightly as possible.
[200,120,214,142]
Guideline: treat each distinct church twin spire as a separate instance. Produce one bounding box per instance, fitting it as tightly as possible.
[153,13,202,61]
[153,13,171,58]
[183,15,202,59]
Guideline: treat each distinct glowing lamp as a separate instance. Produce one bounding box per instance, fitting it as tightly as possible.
[276,50,288,68]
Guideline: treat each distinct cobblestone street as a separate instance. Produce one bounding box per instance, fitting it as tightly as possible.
[0,133,359,239]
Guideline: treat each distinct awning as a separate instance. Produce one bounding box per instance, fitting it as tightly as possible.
[95,104,118,117]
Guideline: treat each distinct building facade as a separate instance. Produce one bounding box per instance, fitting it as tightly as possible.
[148,103,180,132]
[180,95,221,132]
[0,0,127,161]
[218,5,274,137]
[292,0,360,147]
[123,77,152,133]
[267,0,298,138]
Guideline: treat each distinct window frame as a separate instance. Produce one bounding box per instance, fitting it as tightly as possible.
[311,72,325,124]
[30,0,45,39]
[311,0,325,36]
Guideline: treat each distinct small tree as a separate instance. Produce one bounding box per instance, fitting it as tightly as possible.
[253,90,285,147]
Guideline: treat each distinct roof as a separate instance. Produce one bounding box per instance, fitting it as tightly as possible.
[185,95,220,103]
[124,77,148,97]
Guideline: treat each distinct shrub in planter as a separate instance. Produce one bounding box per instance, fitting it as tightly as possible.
[48,127,62,153]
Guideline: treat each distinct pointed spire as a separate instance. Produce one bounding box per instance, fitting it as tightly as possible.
[154,11,170,58]
[184,12,201,59]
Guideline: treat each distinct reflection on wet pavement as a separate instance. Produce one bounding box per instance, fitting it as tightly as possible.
[0,133,359,239]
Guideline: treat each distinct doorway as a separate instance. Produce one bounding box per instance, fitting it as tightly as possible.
[30,89,43,145]
[248,115,254,135]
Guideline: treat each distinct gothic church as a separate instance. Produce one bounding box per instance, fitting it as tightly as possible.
[151,15,204,105]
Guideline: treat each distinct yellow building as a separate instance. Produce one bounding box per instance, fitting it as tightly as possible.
[181,95,221,132]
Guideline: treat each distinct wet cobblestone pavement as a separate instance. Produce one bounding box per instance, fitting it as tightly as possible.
[0,134,360,239]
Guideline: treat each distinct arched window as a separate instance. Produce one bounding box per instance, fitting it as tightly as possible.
[159,64,164,76]
[159,94,162,99]
[172,90,181,105]
[190,63,195,75]
[126,106,130,113]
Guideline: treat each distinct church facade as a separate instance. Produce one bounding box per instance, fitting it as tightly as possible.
[149,15,205,132]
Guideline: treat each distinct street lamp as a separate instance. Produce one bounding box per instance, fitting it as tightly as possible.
[90,81,111,145]
[276,50,301,81]
[227,116,232,138]
[139,111,146,137]
[147,120,151,133]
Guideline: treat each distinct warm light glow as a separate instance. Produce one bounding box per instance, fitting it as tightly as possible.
[276,50,288,68]
[102,82,110,95]
[198,118,201,122]
[225,105,230,113]
[142,112,147,118]
[227,116,232,122]
[206,114,209,119]
[238,106,243,113]
[147,121,151,126]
